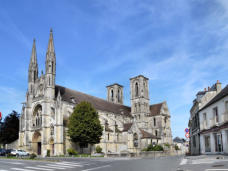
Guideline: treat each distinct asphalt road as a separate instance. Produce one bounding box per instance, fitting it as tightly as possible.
[0,155,227,171]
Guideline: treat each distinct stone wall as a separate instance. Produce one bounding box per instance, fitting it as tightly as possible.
[6,139,19,150]
[106,150,183,158]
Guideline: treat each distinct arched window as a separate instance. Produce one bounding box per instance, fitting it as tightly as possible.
[50,125,54,135]
[33,105,42,128]
[154,118,156,126]
[135,82,139,97]
[133,133,138,147]
[111,89,114,101]
[155,130,158,137]
[117,89,120,102]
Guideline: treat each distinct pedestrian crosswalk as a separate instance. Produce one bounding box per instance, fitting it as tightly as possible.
[2,161,91,171]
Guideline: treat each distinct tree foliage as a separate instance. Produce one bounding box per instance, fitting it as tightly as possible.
[67,101,103,147]
[0,111,20,144]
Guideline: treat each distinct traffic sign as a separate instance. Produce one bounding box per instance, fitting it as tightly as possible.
[185,132,189,138]
[185,128,189,133]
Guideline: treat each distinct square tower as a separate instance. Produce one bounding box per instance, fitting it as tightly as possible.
[106,83,123,104]
[130,75,150,116]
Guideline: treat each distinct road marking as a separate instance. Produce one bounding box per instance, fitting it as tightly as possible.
[25,167,53,171]
[45,164,74,168]
[11,168,34,171]
[180,159,187,165]
[55,162,83,167]
[37,165,66,169]
[0,170,8,171]
[205,169,228,171]
[81,165,111,171]
[0,161,23,165]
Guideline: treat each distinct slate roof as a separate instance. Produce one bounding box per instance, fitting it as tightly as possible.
[173,137,186,143]
[55,85,132,117]
[122,123,133,132]
[139,129,160,139]
[149,102,163,116]
[55,85,166,119]
[199,85,228,112]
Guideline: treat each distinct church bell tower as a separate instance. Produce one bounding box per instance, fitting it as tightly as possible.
[130,75,150,127]
[45,29,56,99]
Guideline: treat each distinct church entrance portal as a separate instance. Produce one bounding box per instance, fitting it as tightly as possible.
[38,142,41,155]
[32,131,42,155]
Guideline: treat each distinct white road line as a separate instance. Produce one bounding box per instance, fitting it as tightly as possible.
[205,169,228,171]
[180,159,187,165]
[81,165,111,171]
[37,165,66,170]
[25,167,53,171]
[0,170,8,171]
[45,164,74,168]
[11,168,34,171]
[0,161,23,165]
[54,163,83,167]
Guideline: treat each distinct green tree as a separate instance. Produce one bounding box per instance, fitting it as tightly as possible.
[0,111,20,145]
[68,101,103,153]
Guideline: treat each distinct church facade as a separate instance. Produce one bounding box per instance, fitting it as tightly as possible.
[19,30,173,156]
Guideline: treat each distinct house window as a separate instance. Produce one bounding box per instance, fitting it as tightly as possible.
[225,101,228,113]
[213,107,219,123]
[154,118,156,126]
[205,135,211,152]
[203,113,207,126]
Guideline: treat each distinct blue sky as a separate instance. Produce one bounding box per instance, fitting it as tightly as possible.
[0,0,228,138]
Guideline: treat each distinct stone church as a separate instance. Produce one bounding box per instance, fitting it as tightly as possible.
[19,30,173,156]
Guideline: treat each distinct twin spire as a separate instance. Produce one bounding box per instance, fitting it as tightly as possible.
[29,39,37,66]
[29,28,55,73]
[47,28,55,54]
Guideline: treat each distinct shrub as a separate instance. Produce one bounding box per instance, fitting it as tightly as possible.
[67,148,78,156]
[30,153,37,159]
[164,143,170,148]
[47,150,50,157]
[143,144,164,152]
[175,145,180,150]
[95,146,102,153]
[153,145,164,151]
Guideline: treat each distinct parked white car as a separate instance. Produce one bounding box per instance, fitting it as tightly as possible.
[11,149,29,157]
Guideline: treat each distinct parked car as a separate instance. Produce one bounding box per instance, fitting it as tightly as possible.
[5,149,13,156]
[11,149,29,157]
[0,149,6,156]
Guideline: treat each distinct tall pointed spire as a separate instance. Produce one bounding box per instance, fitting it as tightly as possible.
[29,39,38,66]
[28,38,38,86]
[47,28,55,54]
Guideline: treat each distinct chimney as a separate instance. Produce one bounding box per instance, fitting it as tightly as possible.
[215,80,222,93]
